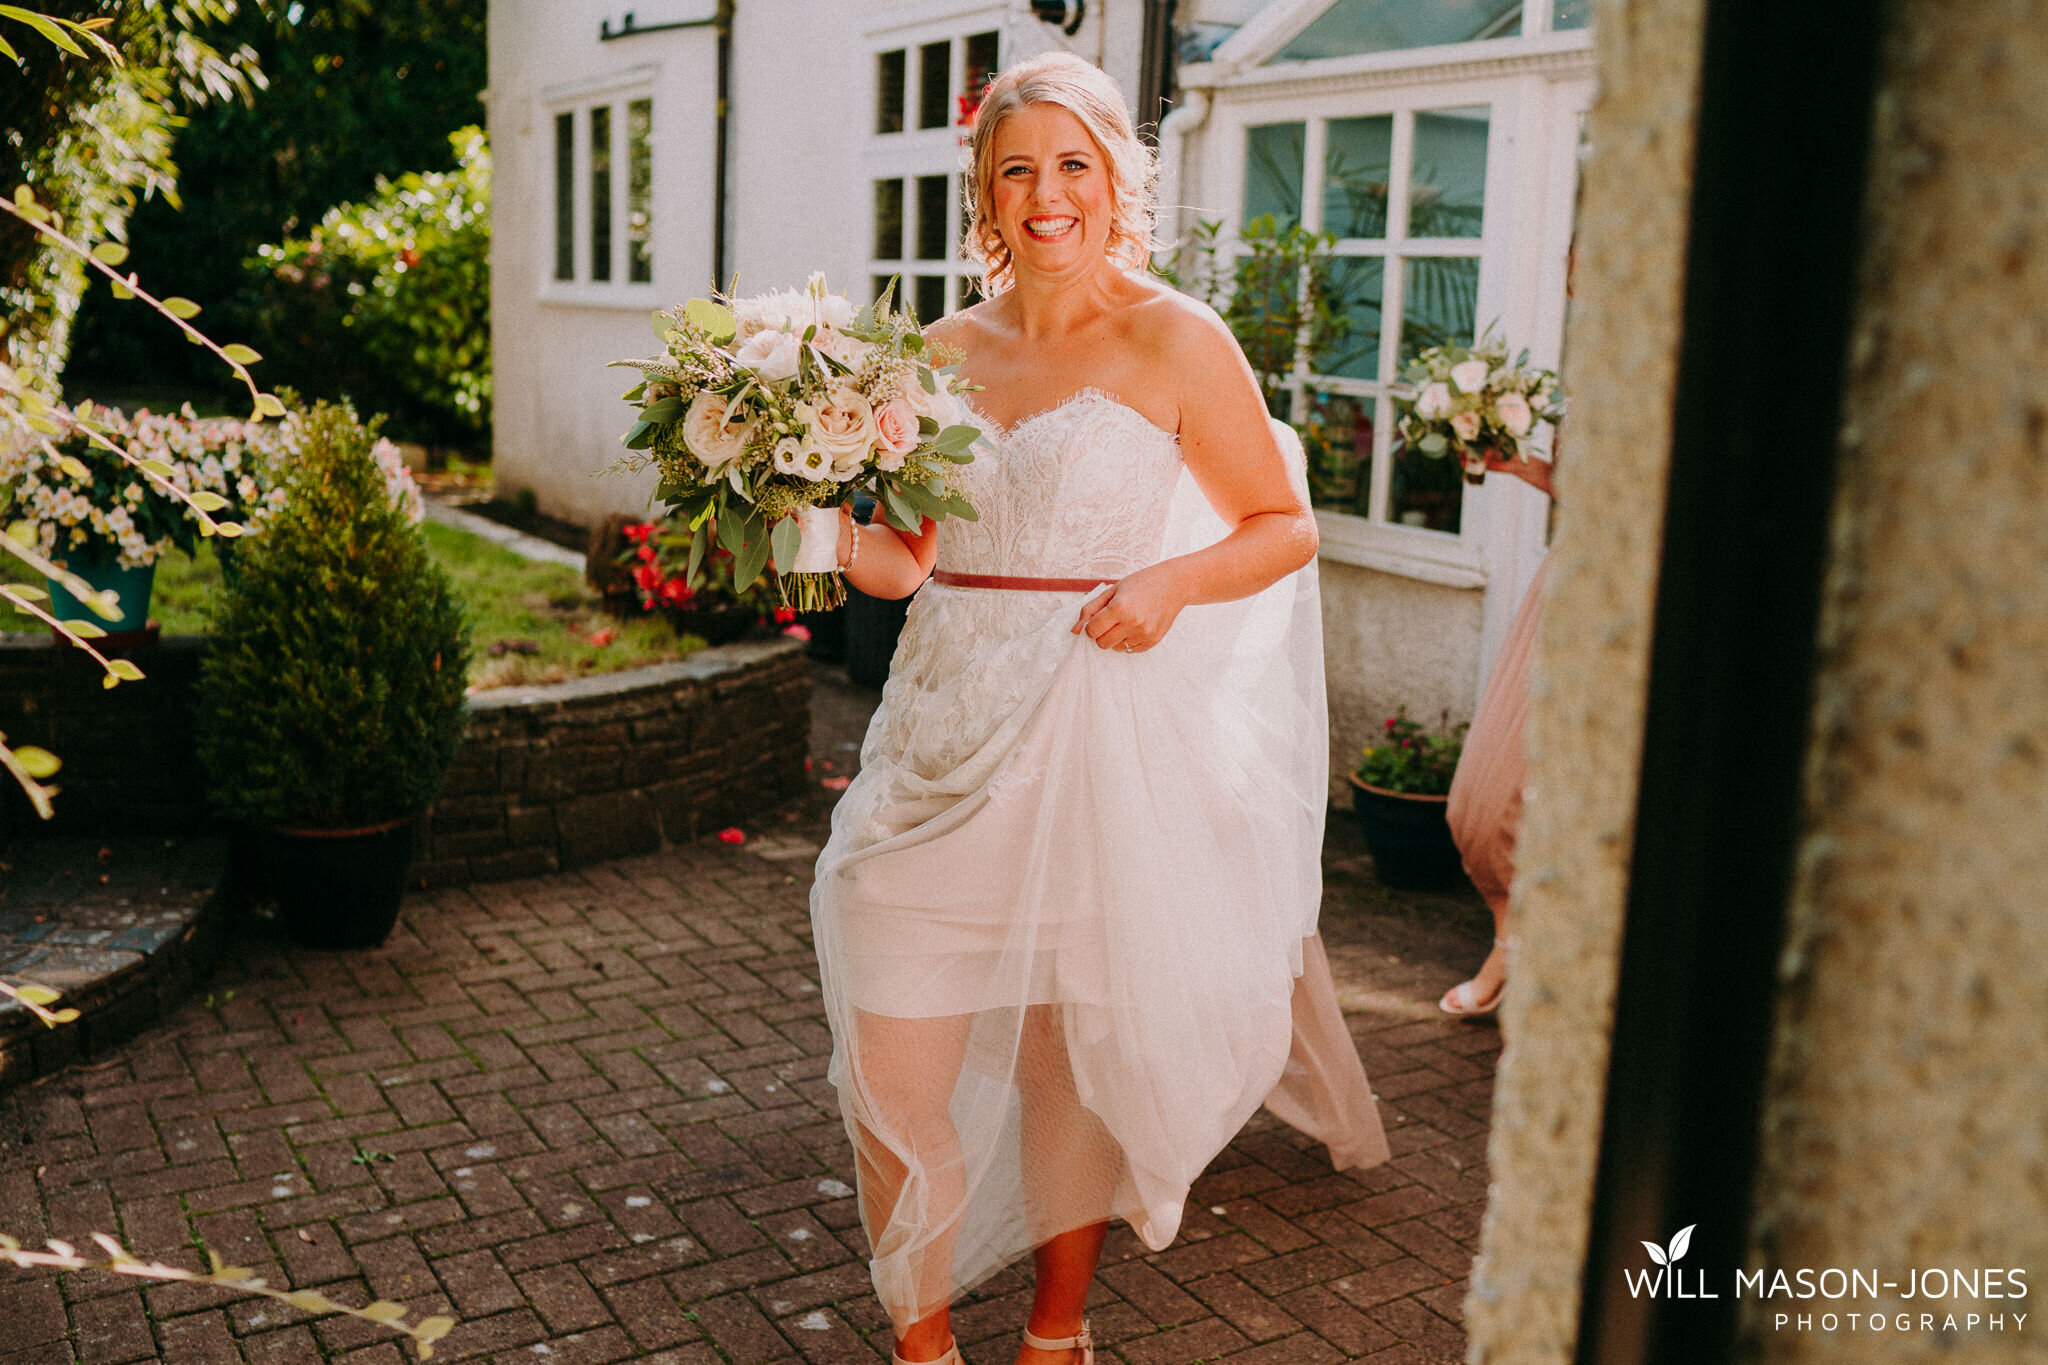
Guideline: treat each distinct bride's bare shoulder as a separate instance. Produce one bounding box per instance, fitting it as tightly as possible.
[925,297,1006,354]
[1123,278,1238,356]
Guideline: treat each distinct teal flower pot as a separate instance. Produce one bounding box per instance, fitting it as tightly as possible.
[44,553,157,636]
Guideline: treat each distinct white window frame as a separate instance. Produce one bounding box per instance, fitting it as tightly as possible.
[539,65,662,311]
[864,10,1008,319]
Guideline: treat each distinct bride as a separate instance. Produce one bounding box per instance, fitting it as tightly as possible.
[809,51,1389,1365]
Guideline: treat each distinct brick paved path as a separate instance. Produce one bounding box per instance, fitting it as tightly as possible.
[0,670,1499,1365]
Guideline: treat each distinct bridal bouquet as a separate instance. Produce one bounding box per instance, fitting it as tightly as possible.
[1390,330,1565,485]
[608,273,981,611]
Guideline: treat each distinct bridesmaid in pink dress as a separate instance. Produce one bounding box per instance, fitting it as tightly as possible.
[1441,449,1554,1016]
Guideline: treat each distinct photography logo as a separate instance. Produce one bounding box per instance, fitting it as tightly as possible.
[1623,1223,2029,1335]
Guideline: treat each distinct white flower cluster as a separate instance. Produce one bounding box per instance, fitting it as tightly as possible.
[671,272,962,487]
[0,404,423,572]
[1391,332,1565,475]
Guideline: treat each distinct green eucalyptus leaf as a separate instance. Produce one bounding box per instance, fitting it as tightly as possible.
[684,297,736,344]
[640,396,684,425]
[769,512,801,572]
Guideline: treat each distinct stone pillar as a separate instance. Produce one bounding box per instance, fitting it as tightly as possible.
[1461,1,1708,1358]
[1466,2,2048,1361]
[1739,6,2048,1360]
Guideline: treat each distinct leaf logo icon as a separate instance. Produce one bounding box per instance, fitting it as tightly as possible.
[1641,1224,1697,1267]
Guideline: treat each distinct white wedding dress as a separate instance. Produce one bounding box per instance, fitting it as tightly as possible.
[810,388,1390,1327]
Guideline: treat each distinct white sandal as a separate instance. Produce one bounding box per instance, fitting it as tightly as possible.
[891,1343,962,1365]
[1022,1319,1094,1363]
[1439,937,1508,1018]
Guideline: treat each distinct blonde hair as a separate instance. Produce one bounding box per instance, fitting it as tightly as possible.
[963,51,1160,296]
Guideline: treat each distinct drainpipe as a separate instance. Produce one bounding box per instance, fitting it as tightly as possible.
[1136,0,1176,144]
[711,0,734,292]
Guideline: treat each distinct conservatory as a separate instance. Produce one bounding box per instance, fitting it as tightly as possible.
[1162,0,1594,783]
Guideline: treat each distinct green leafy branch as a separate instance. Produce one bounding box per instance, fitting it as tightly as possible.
[0,184,278,816]
[0,8,121,67]
[0,976,79,1027]
[0,1233,456,1358]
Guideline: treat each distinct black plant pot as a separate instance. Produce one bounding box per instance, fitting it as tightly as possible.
[255,819,416,949]
[663,603,758,645]
[844,584,909,689]
[1349,776,1467,891]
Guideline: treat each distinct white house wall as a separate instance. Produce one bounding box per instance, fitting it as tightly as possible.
[495,1,1150,528]
[490,0,722,529]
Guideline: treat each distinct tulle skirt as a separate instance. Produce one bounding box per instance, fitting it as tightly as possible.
[810,455,1388,1327]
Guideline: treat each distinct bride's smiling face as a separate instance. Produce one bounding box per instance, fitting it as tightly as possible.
[989,103,1116,281]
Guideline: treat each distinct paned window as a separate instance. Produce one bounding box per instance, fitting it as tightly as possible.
[550,95,654,290]
[1236,103,1493,533]
[868,28,999,320]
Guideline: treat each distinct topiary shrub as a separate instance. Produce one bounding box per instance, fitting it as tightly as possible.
[195,399,471,828]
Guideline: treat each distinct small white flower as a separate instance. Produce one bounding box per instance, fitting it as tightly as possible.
[1416,383,1453,420]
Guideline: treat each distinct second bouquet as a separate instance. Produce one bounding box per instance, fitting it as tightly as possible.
[609,273,981,612]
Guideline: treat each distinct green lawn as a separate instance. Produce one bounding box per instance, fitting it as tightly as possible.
[2,521,704,690]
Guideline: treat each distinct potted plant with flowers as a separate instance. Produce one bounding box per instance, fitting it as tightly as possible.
[0,402,223,641]
[194,400,469,949]
[1350,710,1470,891]
[616,517,787,644]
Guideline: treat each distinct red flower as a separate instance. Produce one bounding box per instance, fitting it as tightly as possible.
[782,623,812,642]
[622,523,654,545]
[588,627,615,647]
[772,605,797,625]
[632,563,662,592]
[659,577,694,605]
[716,827,746,844]
[637,545,657,563]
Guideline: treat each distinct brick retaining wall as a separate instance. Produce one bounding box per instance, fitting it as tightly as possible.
[0,635,810,886]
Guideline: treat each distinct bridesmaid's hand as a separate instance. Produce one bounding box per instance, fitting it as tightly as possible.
[1072,563,1187,653]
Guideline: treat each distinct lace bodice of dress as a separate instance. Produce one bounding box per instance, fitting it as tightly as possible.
[940,388,1183,579]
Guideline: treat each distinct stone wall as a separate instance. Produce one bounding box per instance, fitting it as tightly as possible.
[0,635,810,886]
[418,639,810,885]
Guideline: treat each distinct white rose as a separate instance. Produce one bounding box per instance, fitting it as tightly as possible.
[735,329,802,383]
[805,272,858,331]
[1416,382,1453,420]
[1495,391,1533,437]
[681,391,755,468]
[796,381,877,472]
[1449,359,1490,395]
[1450,410,1482,442]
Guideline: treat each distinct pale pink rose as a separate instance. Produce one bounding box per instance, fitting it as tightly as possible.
[902,375,959,426]
[808,328,872,372]
[871,397,919,470]
[1450,409,1482,443]
[796,381,877,473]
[682,391,754,468]
[1416,382,1453,420]
[1495,391,1533,437]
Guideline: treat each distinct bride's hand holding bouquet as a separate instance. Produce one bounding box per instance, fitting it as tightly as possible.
[609,274,982,611]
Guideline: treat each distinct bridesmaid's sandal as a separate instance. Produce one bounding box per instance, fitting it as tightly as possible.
[1439,937,1509,1019]
[1021,1319,1094,1364]
[891,1341,962,1365]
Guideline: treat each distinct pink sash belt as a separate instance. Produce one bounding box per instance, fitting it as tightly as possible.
[931,569,1112,593]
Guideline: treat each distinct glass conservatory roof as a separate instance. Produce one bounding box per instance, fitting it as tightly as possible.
[1268,0,1524,62]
